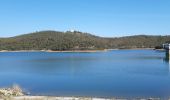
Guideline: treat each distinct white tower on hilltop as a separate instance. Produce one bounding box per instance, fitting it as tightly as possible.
[70,29,75,32]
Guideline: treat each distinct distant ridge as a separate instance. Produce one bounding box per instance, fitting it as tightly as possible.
[0,30,170,51]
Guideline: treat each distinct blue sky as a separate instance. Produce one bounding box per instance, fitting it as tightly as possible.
[0,0,170,37]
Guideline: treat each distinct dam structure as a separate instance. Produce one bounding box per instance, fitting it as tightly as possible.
[163,43,170,60]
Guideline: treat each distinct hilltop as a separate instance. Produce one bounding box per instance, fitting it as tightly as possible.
[0,31,170,51]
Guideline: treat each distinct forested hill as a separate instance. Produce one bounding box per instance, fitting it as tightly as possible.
[0,31,170,51]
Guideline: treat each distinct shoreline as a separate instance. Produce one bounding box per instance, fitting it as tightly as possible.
[0,50,108,53]
[0,88,164,100]
[0,48,156,53]
[3,96,163,100]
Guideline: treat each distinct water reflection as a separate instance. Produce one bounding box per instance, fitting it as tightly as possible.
[164,55,170,63]
[163,52,170,73]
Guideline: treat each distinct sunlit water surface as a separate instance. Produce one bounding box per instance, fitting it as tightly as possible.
[0,50,170,98]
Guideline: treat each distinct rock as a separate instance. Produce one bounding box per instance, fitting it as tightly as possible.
[0,85,24,97]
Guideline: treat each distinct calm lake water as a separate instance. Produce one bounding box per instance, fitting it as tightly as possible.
[0,50,170,98]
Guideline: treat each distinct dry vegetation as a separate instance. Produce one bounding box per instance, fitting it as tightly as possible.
[0,31,170,51]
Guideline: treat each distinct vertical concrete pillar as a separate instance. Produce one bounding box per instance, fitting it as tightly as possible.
[166,50,170,61]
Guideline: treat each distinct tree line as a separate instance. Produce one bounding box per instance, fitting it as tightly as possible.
[0,31,169,51]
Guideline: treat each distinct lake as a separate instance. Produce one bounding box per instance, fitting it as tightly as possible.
[0,50,170,98]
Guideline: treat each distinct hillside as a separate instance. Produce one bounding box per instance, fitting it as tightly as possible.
[0,31,170,51]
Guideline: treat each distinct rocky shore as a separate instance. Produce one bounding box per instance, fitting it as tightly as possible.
[0,85,23,99]
[0,86,164,100]
[1,96,163,100]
